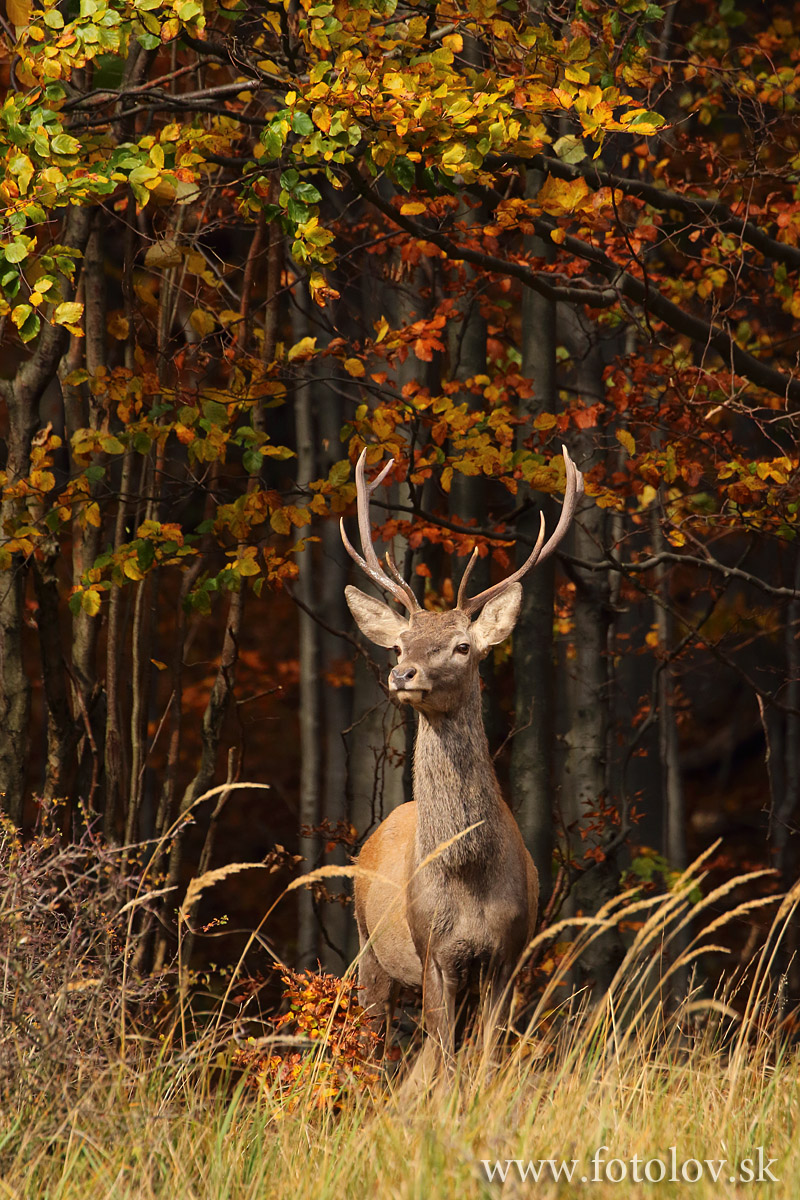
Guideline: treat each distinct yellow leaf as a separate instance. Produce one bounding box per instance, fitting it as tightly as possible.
[236,556,261,576]
[538,175,591,216]
[616,428,636,455]
[270,508,291,535]
[151,659,167,670]
[550,227,566,245]
[564,65,590,84]
[312,103,331,132]
[53,301,84,327]
[344,358,365,377]
[190,308,217,337]
[7,0,31,26]
[107,312,130,340]
[144,240,183,269]
[123,558,144,581]
[533,412,557,430]
[30,469,54,492]
[81,588,101,617]
[218,309,243,329]
[288,336,317,361]
[184,253,207,275]
[85,502,101,528]
[400,201,426,216]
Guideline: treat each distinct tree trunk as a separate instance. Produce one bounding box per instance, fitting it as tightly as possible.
[559,308,623,993]
[152,585,244,971]
[0,206,91,825]
[292,281,322,969]
[511,168,558,901]
[318,387,352,970]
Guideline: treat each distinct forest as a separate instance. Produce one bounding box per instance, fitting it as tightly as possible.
[1,0,799,1194]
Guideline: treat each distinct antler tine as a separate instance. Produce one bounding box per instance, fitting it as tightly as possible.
[339,447,420,613]
[459,445,583,617]
[384,548,420,610]
[455,547,480,611]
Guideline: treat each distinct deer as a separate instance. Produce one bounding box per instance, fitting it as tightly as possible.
[340,445,584,1074]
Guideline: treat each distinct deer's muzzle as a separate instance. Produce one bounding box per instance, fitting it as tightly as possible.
[390,665,428,697]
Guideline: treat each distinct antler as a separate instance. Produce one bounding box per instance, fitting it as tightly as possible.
[340,447,421,614]
[458,445,584,617]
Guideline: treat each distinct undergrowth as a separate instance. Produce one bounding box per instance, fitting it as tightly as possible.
[2,814,799,1198]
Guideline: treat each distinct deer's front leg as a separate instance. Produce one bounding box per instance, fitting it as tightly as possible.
[419,958,456,1079]
[482,964,514,1057]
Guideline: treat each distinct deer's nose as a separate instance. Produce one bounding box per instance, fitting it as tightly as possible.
[391,666,417,684]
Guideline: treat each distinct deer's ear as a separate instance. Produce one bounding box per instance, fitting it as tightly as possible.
[345,586,410,648]
[471,583,522,656]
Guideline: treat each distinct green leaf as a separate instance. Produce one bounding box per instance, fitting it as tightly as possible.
[202,399,228,424]
[50,134,81,156]
[287,197,310,224]
[294,182,322,203]
[391,157,415,192]
[552,135,587,164]
[243,448,264,475]
[137,540,156,571]
[4,240,29,265]
[291,111,314,136]
[328,459,350,488]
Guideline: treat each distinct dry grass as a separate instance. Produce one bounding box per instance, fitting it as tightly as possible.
[2,821,799,1199]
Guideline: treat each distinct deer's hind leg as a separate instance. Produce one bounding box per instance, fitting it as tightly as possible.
[356,934,398,1056]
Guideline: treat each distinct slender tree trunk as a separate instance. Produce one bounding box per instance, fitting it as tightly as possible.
[318,387,352,970]
[652,500,685,872]
[346,233,421,862]
[70,223,106,700]
[511,168,558,901]
[32,556,75,801]
[152,584,244,971]
[447,210,500,744]
[292,282,322,968]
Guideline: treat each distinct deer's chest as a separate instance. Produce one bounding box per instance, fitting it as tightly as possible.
[407,870,528,980]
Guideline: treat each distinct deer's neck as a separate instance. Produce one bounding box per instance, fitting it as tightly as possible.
[413,687,502,869]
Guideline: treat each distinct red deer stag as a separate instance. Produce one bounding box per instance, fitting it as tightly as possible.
[341,446,584,1070]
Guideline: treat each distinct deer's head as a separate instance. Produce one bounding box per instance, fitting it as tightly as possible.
[341,447,583,716]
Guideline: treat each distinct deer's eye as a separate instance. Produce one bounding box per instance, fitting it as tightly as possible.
[455,642,470,655]
[393,645,401,656]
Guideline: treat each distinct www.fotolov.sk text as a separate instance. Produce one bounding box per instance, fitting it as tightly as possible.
[481,1146,780,1185]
